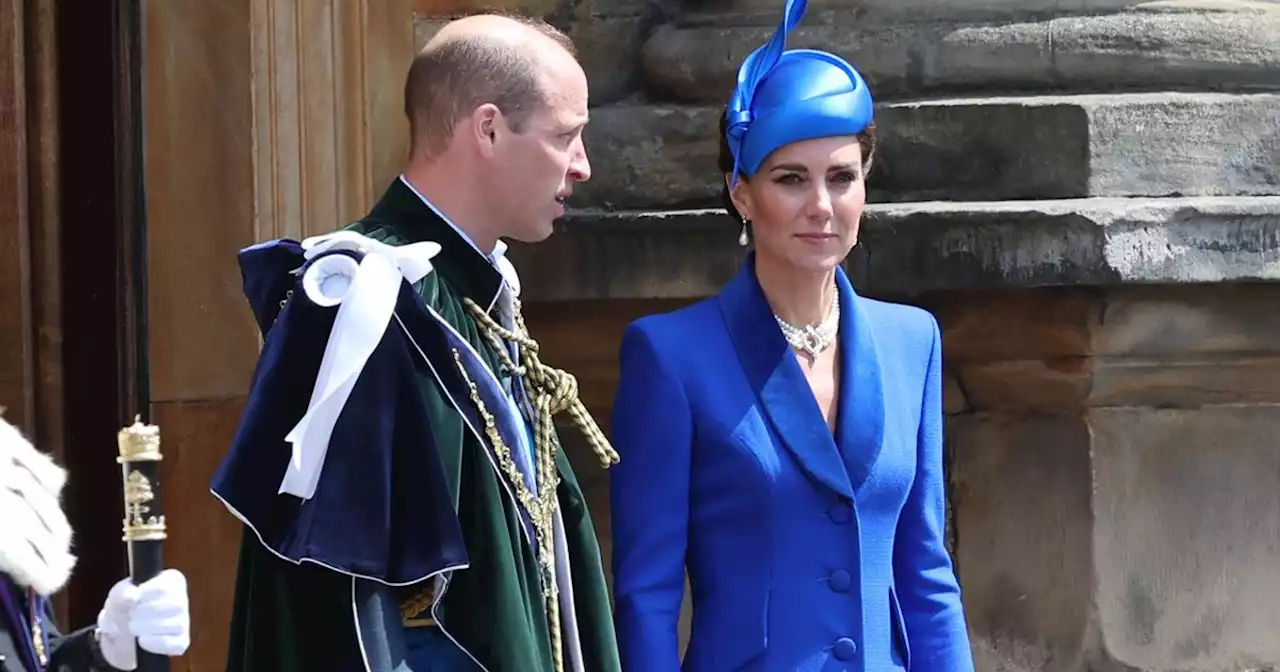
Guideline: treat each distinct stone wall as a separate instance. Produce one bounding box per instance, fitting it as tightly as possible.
[411,0,1280,668]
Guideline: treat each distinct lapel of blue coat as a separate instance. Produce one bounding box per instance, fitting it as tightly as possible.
[833,266,886,493]
[718,256,854,499]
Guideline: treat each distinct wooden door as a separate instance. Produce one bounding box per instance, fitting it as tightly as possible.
[138,0,414,667]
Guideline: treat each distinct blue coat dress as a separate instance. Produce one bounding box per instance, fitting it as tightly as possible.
[608,256,974,671]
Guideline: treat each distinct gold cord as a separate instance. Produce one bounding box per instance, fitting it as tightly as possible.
[461,297,619,469]
[451,296,618,672]
[453,349,564,672]
[31,619,46,666]
[29,588,47,666]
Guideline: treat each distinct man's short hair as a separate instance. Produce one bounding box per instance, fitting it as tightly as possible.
[404,16,576,158]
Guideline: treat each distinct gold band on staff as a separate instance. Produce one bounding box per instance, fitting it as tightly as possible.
[118,416,167,543]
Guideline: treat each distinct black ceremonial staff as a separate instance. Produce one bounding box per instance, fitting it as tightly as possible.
[116,418,168,659]
[113,0,168,667]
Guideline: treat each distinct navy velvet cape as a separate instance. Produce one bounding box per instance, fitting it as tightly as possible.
[210,239,469,587]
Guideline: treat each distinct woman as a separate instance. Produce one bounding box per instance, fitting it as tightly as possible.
[607,0,974,669]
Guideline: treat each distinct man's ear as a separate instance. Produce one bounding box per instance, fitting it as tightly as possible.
[726,173,753,221]
[470,103,502,158]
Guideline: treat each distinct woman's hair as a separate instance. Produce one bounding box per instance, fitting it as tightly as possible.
[717,108,877,225]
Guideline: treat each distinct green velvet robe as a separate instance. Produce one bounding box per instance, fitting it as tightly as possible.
[220,178,620,672]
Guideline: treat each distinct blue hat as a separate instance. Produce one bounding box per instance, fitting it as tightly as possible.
[724,0,874,185]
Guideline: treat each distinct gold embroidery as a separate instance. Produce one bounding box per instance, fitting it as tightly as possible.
[31,617,46,666]
[400,583,437,628]
[461,297,619,471]
[454,296,621,672]
[271,288,294,326]
[452,348,564,672]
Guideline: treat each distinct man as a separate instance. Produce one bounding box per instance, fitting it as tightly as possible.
[211,13,620,672]
[0,415,190,671]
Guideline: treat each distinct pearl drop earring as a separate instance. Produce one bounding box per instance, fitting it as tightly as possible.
[738,220,750,247]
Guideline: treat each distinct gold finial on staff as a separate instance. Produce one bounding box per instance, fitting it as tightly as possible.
[117,415,166,542]
[117,414,162,463]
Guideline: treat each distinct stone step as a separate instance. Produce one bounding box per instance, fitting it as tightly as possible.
[679,0,1279,27]
[509,196,1280,301]
[639,3,1280,103]
[574,93,1280,209]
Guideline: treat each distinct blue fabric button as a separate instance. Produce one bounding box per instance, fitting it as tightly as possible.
[834,637,858,660]
[829,569,852,592]
[827,502,851,524]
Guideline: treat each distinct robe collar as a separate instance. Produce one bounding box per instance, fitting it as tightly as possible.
[717,254,886,498]
[0,576,40,672]
[365,177,505,312]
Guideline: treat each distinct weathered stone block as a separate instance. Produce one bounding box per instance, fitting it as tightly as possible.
[412,0,564,20]
[569,17,647,104]
[576,105,722,209]
[641,7,1280,102]
[1090,354,1280,408]
[957,359,1092,413]
[950,412,1095,672]
[415,11,650,105]
[1095,285,1280,357]
[951,405,1280,671]
[572,93,1280,207]
[509,197,1280,301]
[858,196,1280,294]
[1090,406,1280,669]
[923,285,1280,414]
[575,0,651,20]
[1088,285,1280,408]
[925,289,1100,363]
[879,93,1280,202]
[676,0,1267,25]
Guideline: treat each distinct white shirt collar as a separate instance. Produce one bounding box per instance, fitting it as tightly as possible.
[398,174,520,298]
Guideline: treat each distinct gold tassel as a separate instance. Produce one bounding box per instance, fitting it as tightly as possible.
[462,297,619,470]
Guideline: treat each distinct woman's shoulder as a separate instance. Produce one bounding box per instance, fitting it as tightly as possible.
[619,296,725,371]
[625,296,722,344]
[854,295,940,355]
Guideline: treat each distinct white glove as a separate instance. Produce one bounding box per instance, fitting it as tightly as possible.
[96,569,191,670]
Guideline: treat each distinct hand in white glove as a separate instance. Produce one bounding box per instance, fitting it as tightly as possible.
[96,569,191,670]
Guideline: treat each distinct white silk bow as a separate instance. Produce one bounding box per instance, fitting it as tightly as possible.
[278,231,442,500]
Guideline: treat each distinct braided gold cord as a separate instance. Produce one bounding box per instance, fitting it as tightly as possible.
[548,579,563,671]
[452,349,564,672]
[453,296,618,672]
[462,297,619,469]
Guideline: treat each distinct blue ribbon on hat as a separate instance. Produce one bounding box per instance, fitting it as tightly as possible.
[724,0,874,185]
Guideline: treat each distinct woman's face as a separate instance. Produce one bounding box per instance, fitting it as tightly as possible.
[728,135,866,274]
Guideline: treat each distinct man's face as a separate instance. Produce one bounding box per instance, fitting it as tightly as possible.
[491,55,591,244]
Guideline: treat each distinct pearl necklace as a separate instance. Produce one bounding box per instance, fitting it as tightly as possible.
[774,288,840,358]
